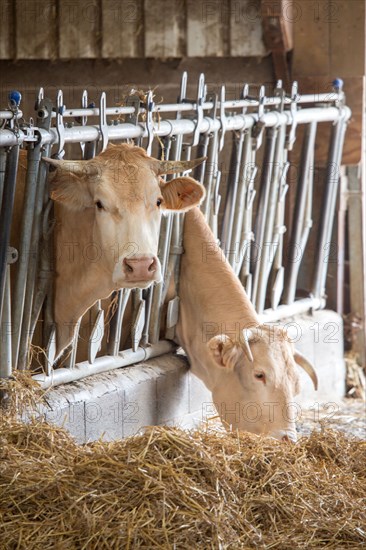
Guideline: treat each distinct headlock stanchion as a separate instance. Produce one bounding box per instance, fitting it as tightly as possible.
[0,74,351,386]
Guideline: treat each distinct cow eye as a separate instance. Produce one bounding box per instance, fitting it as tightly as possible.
[255,373,266,382]
[156,198,163,208]
[95,200,104,210]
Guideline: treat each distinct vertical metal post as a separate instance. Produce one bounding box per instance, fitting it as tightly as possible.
[0,148,7,210]
[221,131,246,260]
[254,124,286,313]
[0,266,12,377]
[0,145,19,327]
[283,121,317,304]
[18,141,52,369]
[251,127,278,308]
[312,116,348,299]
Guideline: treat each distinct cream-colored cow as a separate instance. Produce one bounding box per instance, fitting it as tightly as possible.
[176,208,317,441]
[15,144,205,360]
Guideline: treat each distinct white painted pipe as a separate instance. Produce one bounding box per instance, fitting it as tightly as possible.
[33,340,177,389]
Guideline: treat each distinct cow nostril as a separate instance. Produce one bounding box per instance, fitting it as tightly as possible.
[123,258,134,273]
[148,258,156,272]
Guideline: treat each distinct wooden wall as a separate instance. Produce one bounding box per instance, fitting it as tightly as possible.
[293,0,365,165]
[0,0,267,60]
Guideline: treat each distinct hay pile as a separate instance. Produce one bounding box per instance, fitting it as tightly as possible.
[1,413,365,549]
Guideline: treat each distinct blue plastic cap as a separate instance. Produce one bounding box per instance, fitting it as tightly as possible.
[8,90,22,107]
[332,78,344,90]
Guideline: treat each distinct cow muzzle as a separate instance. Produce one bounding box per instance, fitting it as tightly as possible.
[123,254,160,284]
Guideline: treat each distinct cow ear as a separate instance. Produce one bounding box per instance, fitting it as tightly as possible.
[207,335,243,370]
[49,171,95,210]
[160,176,205,211]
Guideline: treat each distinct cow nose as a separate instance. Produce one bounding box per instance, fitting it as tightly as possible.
[123,255,158,281]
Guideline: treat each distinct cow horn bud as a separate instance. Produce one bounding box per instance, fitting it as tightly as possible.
[294,351,318,390]
[42,157,100,177]
[156,157,207,175]
[241,329,254,362]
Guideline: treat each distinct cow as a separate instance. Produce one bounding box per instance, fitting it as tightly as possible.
[175,207,318,442]
[14,144,206,360]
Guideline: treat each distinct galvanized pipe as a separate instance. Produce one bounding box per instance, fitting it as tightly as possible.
[255,124,287,313]
[0,146,19,326]
[312,117,348,299]
[283,122,317,304]
[0,106,352,148]
[221,131,246,258]
[18,146,52,369]
[46,93,344,120]
[11,145,42,368]
[0,267,12,377]
[33,340,176,389]
[251,126,278,309]
[0,148,7,210]
[0,110,23,120]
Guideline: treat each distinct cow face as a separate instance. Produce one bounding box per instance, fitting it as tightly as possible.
[44,144,205,290]
[207,325,317,441]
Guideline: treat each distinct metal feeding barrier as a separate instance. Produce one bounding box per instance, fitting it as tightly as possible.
[0,74,350,388]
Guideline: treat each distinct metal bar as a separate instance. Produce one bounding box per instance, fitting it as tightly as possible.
[18,144,52,370]
[251,126,278,308]
[46,93,344,120]
[228,130,252,273]
[0,266,12,377]
[0,148,7,210]
[255,124,287,313]
[312,117,348,298]
[0,106,352,148]
[283,121,317,304]
[0,111,23,120]
[221,131,246,258]
[33,340,176,389]
[259,297,326,323]
[11,145,42,368]
[0,146,19,326]
[107,289,131,356]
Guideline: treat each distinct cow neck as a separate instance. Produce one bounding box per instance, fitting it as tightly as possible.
[180,208,260,328]
[54,205,113,345]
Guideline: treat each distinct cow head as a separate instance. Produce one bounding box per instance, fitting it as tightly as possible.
[43,144,206,289]
[207,325,317,441]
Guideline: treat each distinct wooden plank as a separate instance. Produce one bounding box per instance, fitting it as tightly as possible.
[329,0,365,77]
[0,1,13,59]
[15,0,57,59]
[293,0,330,76]
[144,0,185,57]
[230,0,266,56]
[102,0,143,58]
[59,0,99,58]
[186,0,229,56]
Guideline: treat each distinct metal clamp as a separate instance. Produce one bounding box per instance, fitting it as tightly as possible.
[99,92,108,152]
[286,81,299,150]
[251,86,266,150]
[145,90,155,155]
[191,73,205,147]
[125,94,140,126]
[219,85,227,151]
[55,90,65,156]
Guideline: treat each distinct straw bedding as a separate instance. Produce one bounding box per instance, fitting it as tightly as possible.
[1,378,366,549]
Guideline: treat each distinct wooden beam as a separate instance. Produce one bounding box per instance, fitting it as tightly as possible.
[261,0,293,88]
